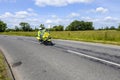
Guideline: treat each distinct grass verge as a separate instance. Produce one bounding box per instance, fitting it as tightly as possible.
[51,31,120,45]
[0,50,11,80]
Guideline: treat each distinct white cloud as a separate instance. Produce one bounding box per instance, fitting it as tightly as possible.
[15,11,30,19]
[54,18,63,24]
[35,0,94,7]
[0,9,40,28]
[0,12,13,18]
[104,16,119,22]
[27,8,34,12]
[81,16,120,28]
[51,15,58,18]
[45,19,53,24]
[0,8,37,19]
[81,16,99,22]
[46,19,62,24]
[68,12,80,18]
[89,7,108,13]
[45,18,68,26]
[96,7,108,13]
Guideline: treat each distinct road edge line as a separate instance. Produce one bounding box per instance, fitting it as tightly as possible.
[67,50,120,67]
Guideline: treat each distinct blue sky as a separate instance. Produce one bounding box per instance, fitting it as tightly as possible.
[0,0,120,29]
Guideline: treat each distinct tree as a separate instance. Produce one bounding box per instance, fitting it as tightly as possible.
[49,25,64,31]
[57,25,64,31]
[6,28,14,32]
[66,20,80,31]
[49,28,55,31]
[34,27,39,31]
[118,24,120,31]
[0,20,7,32]
[19,22,32,31]
[98,27,104,30]
[53,25,64,31]
[66,20,94,31]
[104,26,109,30]
[39,24,45,29]
[109,26,116,30]
[15,26,20,31]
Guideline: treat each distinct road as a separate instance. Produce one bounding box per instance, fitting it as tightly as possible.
[0,35,120,80]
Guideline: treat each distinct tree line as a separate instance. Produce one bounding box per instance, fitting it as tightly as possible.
[98,26,120,30]
[66,20,94,31]
[0,20,120,32]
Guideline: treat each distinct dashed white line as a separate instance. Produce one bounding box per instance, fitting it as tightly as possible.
[67,50,120,67]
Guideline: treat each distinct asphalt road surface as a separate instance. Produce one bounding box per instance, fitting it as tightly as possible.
[0,35,120,80]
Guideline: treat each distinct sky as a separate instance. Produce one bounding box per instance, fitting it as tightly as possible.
[0,0,120,29]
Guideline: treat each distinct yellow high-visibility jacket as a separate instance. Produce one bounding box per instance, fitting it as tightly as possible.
[38,31,41,37]
[37,29,50,41]
[36,31,41,40]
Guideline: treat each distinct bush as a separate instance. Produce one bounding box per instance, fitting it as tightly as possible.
[0,20,7,32]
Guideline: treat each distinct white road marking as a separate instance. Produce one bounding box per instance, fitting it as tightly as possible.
[67,50,120,67]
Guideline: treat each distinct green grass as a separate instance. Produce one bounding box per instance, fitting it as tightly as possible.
[51,30,120,45]
[0,30,120,45]
[0,51,11,80]
[0,31,36,37]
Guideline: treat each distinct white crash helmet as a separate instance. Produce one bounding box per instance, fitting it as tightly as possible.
[39,27,42,30]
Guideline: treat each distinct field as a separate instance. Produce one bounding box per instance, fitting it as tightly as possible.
[0,30,120,45]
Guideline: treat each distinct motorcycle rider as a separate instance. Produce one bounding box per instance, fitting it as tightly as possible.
[37,27,43,41]
[37,27,52,45]
[37,27,47,41]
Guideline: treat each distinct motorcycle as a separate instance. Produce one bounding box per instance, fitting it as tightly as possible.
[36,30,54,45]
